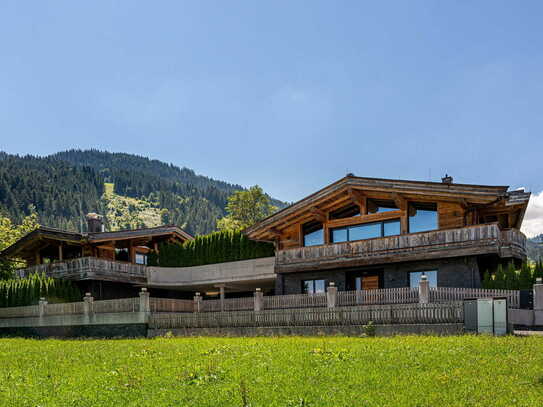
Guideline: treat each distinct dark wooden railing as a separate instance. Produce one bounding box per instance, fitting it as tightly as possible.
[276,224,527,272]
[16,257,147,283]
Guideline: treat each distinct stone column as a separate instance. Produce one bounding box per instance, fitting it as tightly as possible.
[327,282,338,308]
[38,297,47,326]
[194,292,202,313]
[83,292,94,323]
[139,288,150,313]
[419,275,429,304]
[218,284,225,312]
[254,288,264,312]
[534,278,543,311]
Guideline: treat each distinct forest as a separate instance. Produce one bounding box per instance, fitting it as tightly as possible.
[0,150,284,236]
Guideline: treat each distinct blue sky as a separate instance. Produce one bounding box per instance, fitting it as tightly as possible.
[1,1,543,232]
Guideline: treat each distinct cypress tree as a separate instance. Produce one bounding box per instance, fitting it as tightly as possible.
[505,262,519,290]
[494,264,506,289]
[518,262,533,290]
[482,270,493,289]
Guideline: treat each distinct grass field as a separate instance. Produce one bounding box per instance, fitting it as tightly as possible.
[0,336,542,407]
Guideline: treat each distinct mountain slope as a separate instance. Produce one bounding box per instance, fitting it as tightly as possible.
[0,150,284,235]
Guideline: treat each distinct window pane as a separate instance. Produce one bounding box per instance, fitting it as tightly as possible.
[302,280,313,294]
[349,223,381,240]
[331,228,348,243]
[314,280,325,293]
[409,271,438,288]
[409,204,438,233]
[135,253,147,265]
[304,228,324,246]
[383,220,401,237]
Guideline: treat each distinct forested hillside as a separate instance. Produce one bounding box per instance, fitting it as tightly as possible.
[0,150,283,235]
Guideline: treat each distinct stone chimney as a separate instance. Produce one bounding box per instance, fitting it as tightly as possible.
[441,174,453,185]
[86,213,104,233]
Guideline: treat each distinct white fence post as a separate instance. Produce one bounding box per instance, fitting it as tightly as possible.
[254,288,264,311]
[194,292,202,313]
[327,282,338,308]
[38,297,47,326]
[83,292,94,322]
[139,288,150,314]
[419,276,429,304]
[534,278,543,311]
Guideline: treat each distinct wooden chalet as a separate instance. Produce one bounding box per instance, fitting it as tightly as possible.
[1,214,193,299]
[245,174,530,295]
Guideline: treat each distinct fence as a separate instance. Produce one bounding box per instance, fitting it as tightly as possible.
[149,302,464,329]
[93,297,140,314]
[150,298,194,313]
[337,288,419,306]
[263,292,327,310]
[429,287,520,308]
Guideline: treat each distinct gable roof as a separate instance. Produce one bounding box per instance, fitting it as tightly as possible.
[245,175,530,241]
[0,225,193,259]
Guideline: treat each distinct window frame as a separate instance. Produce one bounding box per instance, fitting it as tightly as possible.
[302,279,326,294]
[330,218,401,243]
[409,270,438,288]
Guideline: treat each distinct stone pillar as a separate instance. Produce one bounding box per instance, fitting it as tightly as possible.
[38,297,47,326]
[254,288,264,312]
[194,292,202,313]
[83,292,94,320]
[534,278,543,311]
[218,284,225,312]
[419,275,429,304]
[139,288,150,313]
[327,282,337,308]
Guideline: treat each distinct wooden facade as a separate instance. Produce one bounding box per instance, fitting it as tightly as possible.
[245,175,530,292]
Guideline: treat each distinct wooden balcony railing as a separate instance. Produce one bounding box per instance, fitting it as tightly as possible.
[16,257,147,284]
[276,224,527,272]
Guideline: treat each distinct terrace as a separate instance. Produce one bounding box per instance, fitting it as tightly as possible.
[275,223,527,273]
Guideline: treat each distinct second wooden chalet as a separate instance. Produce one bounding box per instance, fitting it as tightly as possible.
[245,174,530,295]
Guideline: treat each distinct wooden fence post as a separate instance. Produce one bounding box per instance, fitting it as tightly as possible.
[254,288,264,312]
[194,292,202,313]
[327,282,338,308]
[534,278,543,311]
[419,275,429,304]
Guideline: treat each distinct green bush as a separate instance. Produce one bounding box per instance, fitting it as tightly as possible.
[0,273,81,307]
[148,230,275,267]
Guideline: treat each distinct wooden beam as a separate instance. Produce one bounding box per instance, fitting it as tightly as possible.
[309,207,327,223]
[392,193,407,211]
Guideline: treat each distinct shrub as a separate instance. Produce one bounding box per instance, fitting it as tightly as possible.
[149,230,275,267]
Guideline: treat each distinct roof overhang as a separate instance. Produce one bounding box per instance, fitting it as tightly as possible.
[245,175,526,241]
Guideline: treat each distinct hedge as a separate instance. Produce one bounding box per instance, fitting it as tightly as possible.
[148,230,275,267]
[482,260,543,290]
[0,273,81,308]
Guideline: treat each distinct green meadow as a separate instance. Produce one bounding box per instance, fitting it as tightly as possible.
[0,335,542,407]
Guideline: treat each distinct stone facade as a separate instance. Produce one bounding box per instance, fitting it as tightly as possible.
[276,256,482,295]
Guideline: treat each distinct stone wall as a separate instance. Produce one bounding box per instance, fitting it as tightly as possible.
[277,256,482,294]
[149,323,464,338]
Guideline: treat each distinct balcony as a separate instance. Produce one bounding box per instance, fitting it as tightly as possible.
[16,257,147,284]
[275,224,527,273]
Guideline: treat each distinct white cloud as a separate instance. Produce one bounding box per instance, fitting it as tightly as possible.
[522,191,543,238]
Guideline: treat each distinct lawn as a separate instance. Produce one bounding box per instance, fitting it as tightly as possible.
[0,335,542,407]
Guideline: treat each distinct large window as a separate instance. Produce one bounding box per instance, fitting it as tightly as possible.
[409,202,438,233]
[331,219,401,243]
[409,270,438,288]
[135,252,148,265]
[303,220,324,247]
[302,279,326,294]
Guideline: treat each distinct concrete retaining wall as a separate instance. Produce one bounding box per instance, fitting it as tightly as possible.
[0,324,148,338]
[148,323,464,338]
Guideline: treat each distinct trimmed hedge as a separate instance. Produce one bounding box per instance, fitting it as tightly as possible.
[0,273,81,308]
[148,230,274,267]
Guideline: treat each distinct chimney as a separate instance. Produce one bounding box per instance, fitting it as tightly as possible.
[86,213,104,233]
[441,174,453,185]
